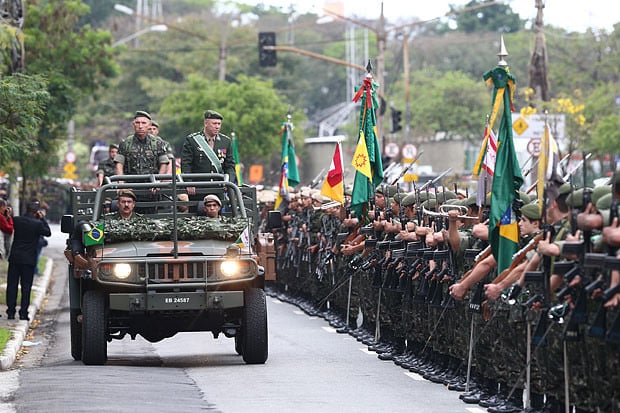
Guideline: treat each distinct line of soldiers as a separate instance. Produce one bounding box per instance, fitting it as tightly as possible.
[268,174,620,413]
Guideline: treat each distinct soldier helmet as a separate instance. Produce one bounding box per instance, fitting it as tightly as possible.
[118,189,136,201]
[591,185,611,206]
[203,194,222,206]
[566,188,585,209]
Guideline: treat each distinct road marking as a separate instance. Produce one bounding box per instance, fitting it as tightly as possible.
[322,326,337,333]
[271,298,283,304]
[359,348,374,355]
[404,372,424,381]
[293,310,305,315]
[465,408,487,413]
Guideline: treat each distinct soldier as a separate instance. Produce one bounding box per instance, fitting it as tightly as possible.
[147,120,174,174]
[96,144,119,187]
[202,194,222,218]
[114,111,171,177]
[181,109,236,196]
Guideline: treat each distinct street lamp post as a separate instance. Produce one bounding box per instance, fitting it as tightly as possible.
[111,24,168,47]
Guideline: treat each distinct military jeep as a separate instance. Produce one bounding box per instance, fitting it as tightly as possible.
[61,173,277,366]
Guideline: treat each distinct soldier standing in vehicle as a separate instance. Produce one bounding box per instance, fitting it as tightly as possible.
[114,111,171,176]
[181,109,236,195]
[96,144,119,187]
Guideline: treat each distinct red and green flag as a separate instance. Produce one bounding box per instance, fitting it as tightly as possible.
[350,73,383,220]
[484,64,523,274]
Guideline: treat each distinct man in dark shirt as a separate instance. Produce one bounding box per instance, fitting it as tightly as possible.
[6,201,51,320]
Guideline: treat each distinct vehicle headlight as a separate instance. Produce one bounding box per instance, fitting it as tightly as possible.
[114,263,132,279]
[220,260,240,277]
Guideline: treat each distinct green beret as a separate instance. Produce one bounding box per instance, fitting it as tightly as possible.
[436,190,457,202]
[117,189,136,201]
[402,193,417,207]
[518,191,530,205]
[134,110,151,120]
[558,183,572,196]
[392,192,407,204]
[422,198,437,210]
[204,110,223,120]
[520,202,542,220]
[592,185,611,206]
[596,193,612,210]
[151,120,160,128]
[566,188,584,209]
[463,195,478,207]
[418,191,436,202]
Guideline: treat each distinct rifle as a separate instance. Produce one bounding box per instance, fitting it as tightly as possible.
[309,168,326,189]
[389,149,425,185]
[419,167,453,192]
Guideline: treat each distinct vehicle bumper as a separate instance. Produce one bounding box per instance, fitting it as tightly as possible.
[109,291,244,312]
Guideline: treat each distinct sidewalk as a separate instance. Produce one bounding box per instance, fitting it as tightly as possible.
[0,257,53,370]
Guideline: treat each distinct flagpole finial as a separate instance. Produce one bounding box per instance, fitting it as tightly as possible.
[287,107,292,122]
[366,59,373,74]
[231,131,236,138]
[497,34,508,67]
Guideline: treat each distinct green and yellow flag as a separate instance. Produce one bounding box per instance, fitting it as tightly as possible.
[83,222,104,247]
[231,132,243,185]
[484,64,523,274]
[350,73,383,220]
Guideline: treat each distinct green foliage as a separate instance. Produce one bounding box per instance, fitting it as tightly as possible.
[158,74,295,163]
[0,328,11,355]
[0,74,50,170]
[405,69,488,141]
[447,0,523,33]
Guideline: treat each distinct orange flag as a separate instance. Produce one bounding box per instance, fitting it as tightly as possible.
[321,142,344,204]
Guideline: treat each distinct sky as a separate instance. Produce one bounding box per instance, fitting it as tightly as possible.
[239,0,618,33]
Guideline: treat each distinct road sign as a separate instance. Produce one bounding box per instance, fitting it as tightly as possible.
[527,137,541,157]
[65,151,76,163]
[512,117,529,135]
[384,142,399,158]
[402,144,417,160]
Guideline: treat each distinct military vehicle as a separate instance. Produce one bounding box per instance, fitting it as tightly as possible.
[61,172,279,365]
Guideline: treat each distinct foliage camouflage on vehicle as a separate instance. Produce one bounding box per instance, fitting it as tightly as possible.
[99,216,250,243]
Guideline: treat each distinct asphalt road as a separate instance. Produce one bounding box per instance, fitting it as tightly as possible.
[0,226,480,413]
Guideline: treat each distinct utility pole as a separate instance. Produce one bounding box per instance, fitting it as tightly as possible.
[529,0,549,101]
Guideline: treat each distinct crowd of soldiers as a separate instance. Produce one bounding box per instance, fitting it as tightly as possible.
[265,172,620,413]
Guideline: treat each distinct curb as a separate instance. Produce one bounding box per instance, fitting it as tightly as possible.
[0,257,53,370]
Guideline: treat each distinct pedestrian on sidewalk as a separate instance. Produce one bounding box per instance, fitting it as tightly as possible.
[5,200,51,320]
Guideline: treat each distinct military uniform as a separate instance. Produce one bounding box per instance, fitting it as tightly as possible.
[181,110,235,178]
[116,134,170,175]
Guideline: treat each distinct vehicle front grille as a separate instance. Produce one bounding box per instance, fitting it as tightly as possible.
[142,261,213,282]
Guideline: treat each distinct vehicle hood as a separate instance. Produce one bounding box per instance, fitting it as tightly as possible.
[98,239,241,259]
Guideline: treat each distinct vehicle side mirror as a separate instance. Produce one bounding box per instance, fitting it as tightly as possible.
[267,210,282,230]
[61,215,74,234]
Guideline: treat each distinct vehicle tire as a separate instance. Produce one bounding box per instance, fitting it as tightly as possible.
[242,288,268,364]
[70,309,82,361]
[82,290,108,365]
[234,334,243,356]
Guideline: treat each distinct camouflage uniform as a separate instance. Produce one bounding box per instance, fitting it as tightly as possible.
[116,134,170,175]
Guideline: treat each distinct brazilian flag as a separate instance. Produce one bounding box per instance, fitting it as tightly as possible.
[84,223,104,246]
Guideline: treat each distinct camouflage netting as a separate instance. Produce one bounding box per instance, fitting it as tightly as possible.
[99,216,249,243]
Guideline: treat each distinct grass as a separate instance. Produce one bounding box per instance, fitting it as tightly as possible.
[0,255,47,355]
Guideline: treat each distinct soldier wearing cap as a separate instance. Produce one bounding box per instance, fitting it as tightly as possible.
[113,189,140,221]
[203,194,222,218]
[115,111,171,177]
[181,109,236,195]
[96,144,119,187]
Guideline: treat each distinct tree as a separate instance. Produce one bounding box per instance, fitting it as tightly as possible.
[156,74,297,165]
[17,0,118,183]
[446,0,523,34]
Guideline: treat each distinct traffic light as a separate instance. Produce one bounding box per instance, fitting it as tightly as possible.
[391,108,402,133]
[258,32,277,67]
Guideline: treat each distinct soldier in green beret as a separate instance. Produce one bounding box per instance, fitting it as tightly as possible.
[114,111,172,177]
[181,109,236,195]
